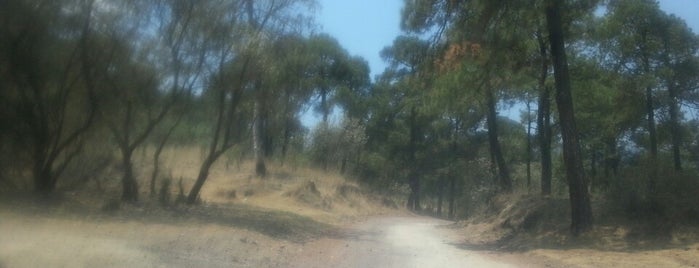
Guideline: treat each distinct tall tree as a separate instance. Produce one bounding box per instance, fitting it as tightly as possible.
[0,0,99,195]
[536,31,554,196]
[659,15,699,171]
[380,35,433,211]
[91,0,193,202]
[187,0,315,202]
[545,0,592,234]
[601,0,663,192]
[402,0,525,192]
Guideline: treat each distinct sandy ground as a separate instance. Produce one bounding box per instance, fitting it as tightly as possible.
[0,211,513,268]
[289,216,514,268]
[0,209,297,268]
[2,207,699,268]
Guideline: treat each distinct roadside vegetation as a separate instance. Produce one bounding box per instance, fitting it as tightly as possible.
[2,0,699,266]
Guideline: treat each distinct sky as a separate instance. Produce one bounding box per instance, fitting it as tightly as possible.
[316,0,403,80]
[306,0,699,127]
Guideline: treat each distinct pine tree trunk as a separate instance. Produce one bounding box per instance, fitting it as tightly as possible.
[321,88,329,123]
[646,84,658,193]
[437,178,444,217]
[546,0,592,235]
[448,176,456,219]
[526,100,532,191]
[537,31,553,196]
[407,108,420,211]
[485,87,512,191]
[668,85,682,171]
[604,139,619,178]
[591,147,598,177]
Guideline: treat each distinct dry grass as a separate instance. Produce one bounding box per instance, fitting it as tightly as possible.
[447,193,699,267]
[0,146,400,267]
[79,146,395,224]
[451,192,699,251]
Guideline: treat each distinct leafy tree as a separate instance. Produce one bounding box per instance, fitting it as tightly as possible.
[89,0,192,202]
[599,0,699,190]
[374,35,435,210]
[658,15,699,171]
[187,0,316,201]
[0,0,98,195]
[545,0,594,234]
[400,0,595,233]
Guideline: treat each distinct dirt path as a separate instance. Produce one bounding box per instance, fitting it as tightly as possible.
[3,207,697,268]
[290,216,515,268]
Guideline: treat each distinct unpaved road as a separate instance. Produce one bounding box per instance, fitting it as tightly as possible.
[0,211,514,268]
[5,209,696,267]
[290,216,514,268]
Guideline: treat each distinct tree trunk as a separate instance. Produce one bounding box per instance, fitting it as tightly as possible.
[485,87,512,191]
[253,94,267,178]
[537,31,553,196]
[604,139,619,179]
[187,154,217,204]
[448,175,456,219]
[34,161,55,195]
[409,174,420,211]
[407,108,420,211]
[280,118,291,166]
[321,88,330,123]
[526,99,532,191]
[151,115,182,197]
[340,156,348,174]
[150,147,163,197]
[590,146,598,178]
[121,148,139,202]
[668,84,682,171]
[646,84,658,193]
[437,178,444,217]
[546,0,592,235]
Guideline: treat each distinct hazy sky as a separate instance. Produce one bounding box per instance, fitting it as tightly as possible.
[317,0,699,79]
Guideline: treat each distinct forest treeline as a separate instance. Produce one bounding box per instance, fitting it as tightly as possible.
[2,0,699,235]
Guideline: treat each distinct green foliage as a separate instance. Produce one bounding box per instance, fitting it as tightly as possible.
[307,118,367,172]
[606,157,699,223]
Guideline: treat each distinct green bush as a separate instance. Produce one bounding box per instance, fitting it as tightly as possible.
[606,157,699,223]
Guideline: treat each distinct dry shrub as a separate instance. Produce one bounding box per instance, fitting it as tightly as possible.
[285,180,333,210]
[335,184,363,199]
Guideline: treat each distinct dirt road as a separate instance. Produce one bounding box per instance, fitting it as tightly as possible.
[5,207,696,267]
[291,216,515,268]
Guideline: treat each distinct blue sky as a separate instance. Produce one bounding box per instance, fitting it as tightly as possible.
[317,0,699,79]
[316,0,403,79]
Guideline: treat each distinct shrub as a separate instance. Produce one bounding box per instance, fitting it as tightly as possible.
[606,157,699,223]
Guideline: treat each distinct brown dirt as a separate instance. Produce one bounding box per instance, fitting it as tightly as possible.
[287,216,515,268]
[0,208,295,267]
[2,201,699,267]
